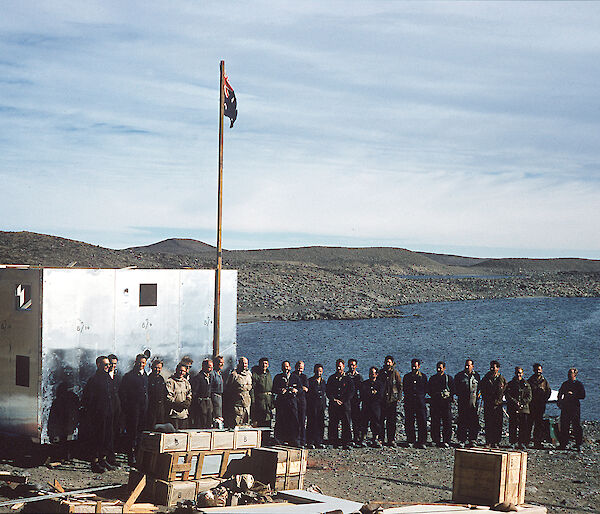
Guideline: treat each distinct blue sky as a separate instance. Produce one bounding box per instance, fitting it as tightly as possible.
[1,2,599,258]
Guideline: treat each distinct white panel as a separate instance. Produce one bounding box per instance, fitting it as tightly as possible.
[41,268,116,443]
[179,270,214,371]
[114,269,180,372]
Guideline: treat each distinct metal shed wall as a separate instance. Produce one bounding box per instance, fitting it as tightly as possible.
[0,267,237,443]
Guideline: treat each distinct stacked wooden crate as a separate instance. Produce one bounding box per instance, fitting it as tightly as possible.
[452,448,527,506]
[130,427,263,507]
[250,446,308,491]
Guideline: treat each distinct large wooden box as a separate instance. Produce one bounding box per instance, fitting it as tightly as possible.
[181,429,212,451]
[234,427,262,449]
[211,429,235,450]
[250,446,307,490]
[141,431,188,452]
[452,448,527,506]
[192,449,250,479]
[154,479,197,507]
[151,449,250,481]
[127,470,155,502]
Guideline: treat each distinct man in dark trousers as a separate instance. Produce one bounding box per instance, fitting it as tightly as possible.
[251,357,274,429]
[119,353,149,466]
[306,363,327,449]
[211,355,225,427]
[292,361,309,447]
[273,361,301,445]
[146,358,167,430]
[403,358,428,448]
[480,360,507,448]
[505,366,532,449]
[454,359,481,448]
[558,367,586,451]
[360,366,383,447]
[379,355,402,447]
[81,355,117,473]
[347,358,363,446]
[527,362,551,448]
[427,361,455,448]
[191,359,214,429]
[107,353,122,456]
[326,359,354,449]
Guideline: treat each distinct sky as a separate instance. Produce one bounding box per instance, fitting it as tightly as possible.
[1,1,599,258]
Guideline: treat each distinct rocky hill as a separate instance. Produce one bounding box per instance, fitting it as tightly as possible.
[1,231,599,321]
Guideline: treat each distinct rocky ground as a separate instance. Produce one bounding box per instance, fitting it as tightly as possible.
[1,231,600,322]
[0,422,598,513]
[1,232,599,512]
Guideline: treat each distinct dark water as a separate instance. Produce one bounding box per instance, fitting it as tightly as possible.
[238,297,600,420]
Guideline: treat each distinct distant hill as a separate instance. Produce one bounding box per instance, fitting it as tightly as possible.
[128,238,216,256]
[416,251,488,267]
[473,257,600,273]
[1,231,600,274]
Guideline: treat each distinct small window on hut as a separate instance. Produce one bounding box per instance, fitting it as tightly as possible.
[139,283,157,307]
[16,355,30,387]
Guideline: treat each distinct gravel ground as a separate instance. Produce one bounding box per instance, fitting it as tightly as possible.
[0,422,598,513]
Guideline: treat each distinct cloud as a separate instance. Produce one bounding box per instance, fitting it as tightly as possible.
[1,1,599,257]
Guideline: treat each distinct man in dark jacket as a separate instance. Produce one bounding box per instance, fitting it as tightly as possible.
[527,363,551,448]
[454,359,481,447]
[146,358,167,430]
[378,355,402,447]
[211,355,225,427]
[347,358,363,445]
[292,361,309,447]
[558,367,586,451]
[403,358,428,448]
[251,357,274,429]
[306,364,327,448]
[191,359,214,429]
[505,366,532,449]
[360,367,383,447]
[81,355,117,473]
[107,353,122,456]
[427,361,455,447]
[326,359,354,449]
[119,354,149,465]
[480,360,506,448]
[273,361,301,445]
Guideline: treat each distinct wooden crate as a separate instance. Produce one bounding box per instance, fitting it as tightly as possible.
[233,427,262,449]
[154,479,197,507]
[154,452,194,481]
[210,429,235,450]
[136,449,158,475]
[275,473,305,491]
[250,446,308,490]
[152,449,250,481]
[192,449,251,479]
[181,429,212,451]
[141,431,189,452]
[127,469,155,502]
[453,448,527,506]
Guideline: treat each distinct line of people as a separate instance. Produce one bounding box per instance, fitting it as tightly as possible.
[79,352,586,473]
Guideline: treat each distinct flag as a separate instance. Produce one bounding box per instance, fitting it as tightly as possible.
[224,74,237,128]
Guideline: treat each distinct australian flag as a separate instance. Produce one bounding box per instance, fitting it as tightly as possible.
[224,75,237,128]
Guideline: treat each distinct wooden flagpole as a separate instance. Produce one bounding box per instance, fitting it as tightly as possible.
[213,60,225,358]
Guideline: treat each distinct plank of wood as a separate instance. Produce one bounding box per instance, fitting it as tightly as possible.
[123,474,146,513]
[0,471,29,484]
[47,479,66,493]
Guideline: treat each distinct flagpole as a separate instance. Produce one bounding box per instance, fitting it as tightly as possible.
[213,60,225,359]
